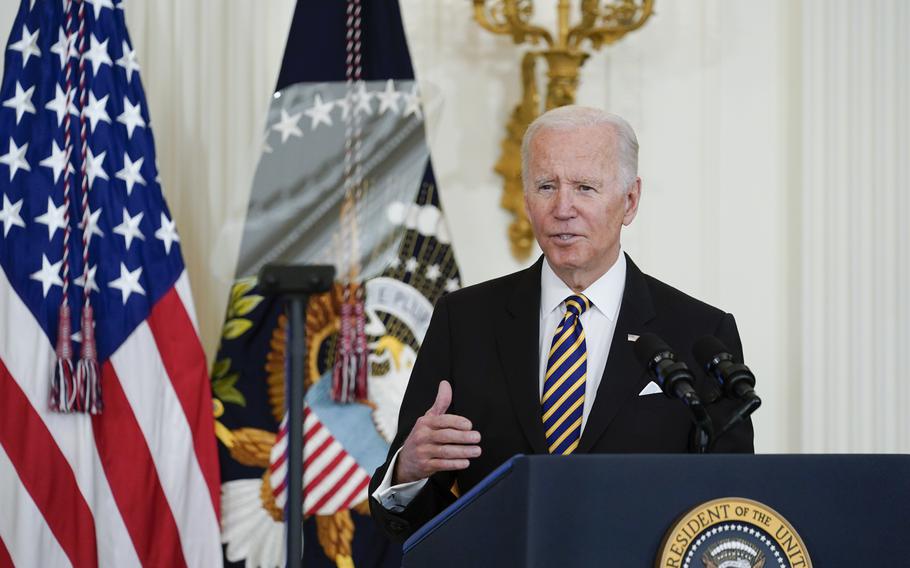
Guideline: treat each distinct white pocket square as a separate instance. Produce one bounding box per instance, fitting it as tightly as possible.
[638,381,663,396]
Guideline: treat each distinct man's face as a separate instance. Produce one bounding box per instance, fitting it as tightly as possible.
[524,124,640,288]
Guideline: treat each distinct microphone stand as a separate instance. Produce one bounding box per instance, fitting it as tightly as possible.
[679,392,713,454]
[258,264,335,568]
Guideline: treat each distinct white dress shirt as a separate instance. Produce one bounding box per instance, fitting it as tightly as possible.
[372,252,627,511]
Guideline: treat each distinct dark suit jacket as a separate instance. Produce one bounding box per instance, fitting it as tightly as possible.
[369,254,753,541]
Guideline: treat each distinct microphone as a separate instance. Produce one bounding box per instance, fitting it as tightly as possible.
[633,333,702,404]
[692,336,761,443]
[633,333,712,453]
[692,336,760,403]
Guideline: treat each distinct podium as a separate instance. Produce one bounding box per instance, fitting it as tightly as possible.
[402,454,910,566]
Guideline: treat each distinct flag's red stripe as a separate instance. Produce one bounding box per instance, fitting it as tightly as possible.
[0,534,12,568]
[269,444,288,473]
[306,462,359,515]
[305,450,346,495]
[146,287,221,518]
[92,363,187,568]
[303,435,335,470]
[340,476,371,510]
[269,405,317,475]
[304,420,323,442]
[0,360,98,568]
[273,475,288,497]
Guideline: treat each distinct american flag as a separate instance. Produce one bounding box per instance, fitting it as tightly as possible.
[0,1,221,566]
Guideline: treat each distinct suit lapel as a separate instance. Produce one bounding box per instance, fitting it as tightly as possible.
[578,254,656,453]
[495,257,548,454]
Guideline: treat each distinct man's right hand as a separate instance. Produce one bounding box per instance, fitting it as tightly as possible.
[393,380,482,485]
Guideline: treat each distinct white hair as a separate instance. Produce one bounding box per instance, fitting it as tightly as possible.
[521,105,639,192]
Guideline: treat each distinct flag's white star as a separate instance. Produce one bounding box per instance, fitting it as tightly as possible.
[80,205,104,244]
[425,264,441,281]
[304,93,334,129]
[82,91,111,131]
[109,262,145,304]
[155,212,180,253]
[405,257,419,273]
[113,208,144,249]
[8,25,40,67]
[353,82,373,116]
[0,139,31,181]
[116,96,145,138]
[83,34,112,75]
[50,27,77,68]
[75,264,100,294]
[3,82,36,124]
[402,85,423,119]
[45,84,78,126]
[0,194,25,237]
[336,96,352,122]
[30,254,64,298]
[445,278,460,292]
[86,147,108,188]
[86,0,114,19]
[272,108,303,143]
[375,79,401,115]
[115,153,145,195]
[115,40,140,82]
[34,197,67,240]
[39,140,72,184]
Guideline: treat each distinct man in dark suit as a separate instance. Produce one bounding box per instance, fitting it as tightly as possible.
[369,106,753,541]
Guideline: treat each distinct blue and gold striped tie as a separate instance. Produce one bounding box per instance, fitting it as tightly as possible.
[542,294,590,455]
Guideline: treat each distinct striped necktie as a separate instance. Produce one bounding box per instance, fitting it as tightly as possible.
[542,294,591,455]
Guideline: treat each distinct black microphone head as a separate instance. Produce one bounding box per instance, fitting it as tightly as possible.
[693,335,734,371]
[634,333,675,367]
[635,333,702,405]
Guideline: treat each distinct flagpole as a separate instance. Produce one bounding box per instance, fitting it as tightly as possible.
[258,264,335,567]
[287,296,305,566]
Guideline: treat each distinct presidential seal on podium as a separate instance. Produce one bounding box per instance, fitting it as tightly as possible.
[656,497,812,568]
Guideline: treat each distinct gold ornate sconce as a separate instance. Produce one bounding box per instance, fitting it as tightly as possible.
[472,0,654,259]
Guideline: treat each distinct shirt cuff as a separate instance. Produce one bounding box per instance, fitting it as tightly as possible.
[370,448,428,512]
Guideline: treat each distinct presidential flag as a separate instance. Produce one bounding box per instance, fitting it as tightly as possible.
[0,1,220,566]
[213,1,461,566]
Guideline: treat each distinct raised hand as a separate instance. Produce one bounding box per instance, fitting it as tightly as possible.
[393,380,482,484]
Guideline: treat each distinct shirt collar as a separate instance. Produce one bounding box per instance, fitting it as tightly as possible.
[540,250,627,321]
